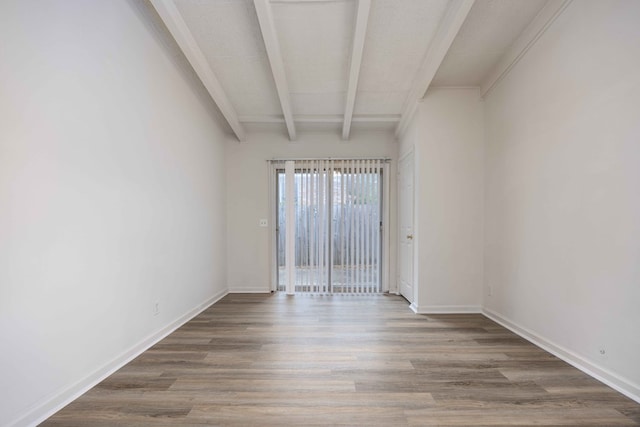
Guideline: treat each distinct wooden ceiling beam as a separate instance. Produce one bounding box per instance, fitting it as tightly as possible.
[254,0,297,141]
[150,0,245,142]
[342,0,371,140]
[239,114,399,124]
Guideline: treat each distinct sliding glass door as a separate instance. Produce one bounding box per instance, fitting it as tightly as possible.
[276,159,383,294]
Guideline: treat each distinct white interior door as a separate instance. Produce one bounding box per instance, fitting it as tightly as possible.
[398,152,414,303]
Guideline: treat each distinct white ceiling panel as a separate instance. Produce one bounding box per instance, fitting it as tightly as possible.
[273,1,355,117]
[354,0,450,115]
[290,92,345,116]
[358,0,450,92]
[354,91,407,115]
[432,0,548,87]
[174,0,282,116]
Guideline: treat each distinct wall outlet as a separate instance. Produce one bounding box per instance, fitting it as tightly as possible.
[259,219,268,227]
[154,301,159,316]
[487,285,493,296]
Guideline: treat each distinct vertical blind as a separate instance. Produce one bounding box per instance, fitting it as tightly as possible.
[276,159,385,294]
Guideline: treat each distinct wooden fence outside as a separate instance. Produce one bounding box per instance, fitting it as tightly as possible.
[277,203,381,267]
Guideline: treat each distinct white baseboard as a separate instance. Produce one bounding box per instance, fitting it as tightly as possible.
[482,307,640,404]
[412,304,482,314]
[13,288,229,427]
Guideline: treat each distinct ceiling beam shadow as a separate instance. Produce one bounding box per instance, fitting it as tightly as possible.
[150,0,245,142]
[394,0,475,140]
[254,0,297,141]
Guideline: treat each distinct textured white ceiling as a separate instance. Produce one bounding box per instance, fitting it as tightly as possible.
[174,0,282,116]
[162,0,549,137]
[355,0,449,115]
[273,0,355,115]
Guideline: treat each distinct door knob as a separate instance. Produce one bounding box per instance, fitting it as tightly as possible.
[407,235,413,240]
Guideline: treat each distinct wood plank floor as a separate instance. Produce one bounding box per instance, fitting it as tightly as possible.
[43,293,640,426]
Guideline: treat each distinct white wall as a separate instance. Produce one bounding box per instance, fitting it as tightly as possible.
[225,129,397,293]
[484,0,640,400]
[399,88,485,313]
[0,1,231,425]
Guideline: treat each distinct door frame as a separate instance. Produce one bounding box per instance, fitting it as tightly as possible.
[268,159,391,293]
[397,149,415,304]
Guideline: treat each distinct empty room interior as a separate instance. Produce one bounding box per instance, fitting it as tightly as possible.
[1,0,640,425]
